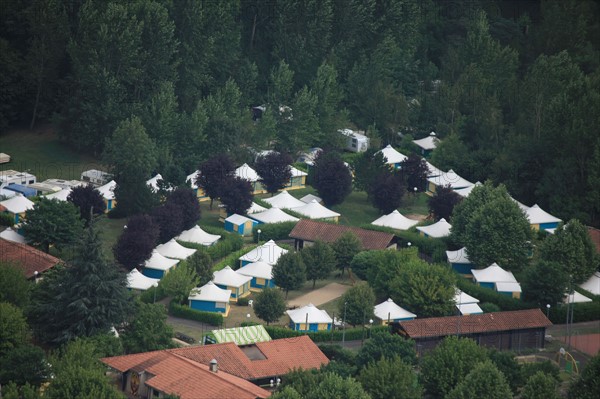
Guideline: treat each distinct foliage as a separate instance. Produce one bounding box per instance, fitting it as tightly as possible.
[121,300,174,354]
[446,360,513,399]
[255,151,293,194]
[520,361,560,383]
[356,331,417,368]
[302,241,337,288]
[311,150,353,207]
[358,356,422,399]
[159,262,200,305]
[165,187,201,230]
[79,333,124,358]
[365,248,420,298]
[0,262,31,308]
[196,154,236,208]
[28,222,131,345]
[521,371,560,399]
[0,344,49,387]
[318,344,357,365]
[67,184,106,224]
[151,202,183,244]
[0,213,14,226]
[420,336,489,397]
[389,260,456,317]
[184,228,244,260]
[186,250,213,286]
[270,386,303,399]
[212,245,260,272]
[168,301,223,327]
[253,287,287,325]
[219,176,254,215]
[0,302,29,355]
[252,221,297,243]
[277,368,323,398]
[400,154,429,192]
[455,278,531,312]
[113,214,159,270]
[305,373,371,399]
[368,169,405,214]
[479,302,501,313]
[332,232,362,277]
[1,382,41,399]
[351,148,387,192]
[487,350,523,394]
[339,284,375,326]
[272,252,306,298]
[521,260,569,307]
[548,301,600,324]
[568,354,600,399]
[540,219,599,284]
[22,198,83,253]
[263,325,389,343]
[428,185,462,221]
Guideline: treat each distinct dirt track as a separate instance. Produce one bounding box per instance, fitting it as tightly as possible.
[287,283,350,308]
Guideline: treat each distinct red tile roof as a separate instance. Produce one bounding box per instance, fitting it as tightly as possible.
[289,219,396,250]
[587,227,600,253]
[102,351,270,399]
[0,238,61,278]
[398,309,552,339]
[171,335,329,380]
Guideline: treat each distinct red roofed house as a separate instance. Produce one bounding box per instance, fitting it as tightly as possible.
[289,219,397,250]
[0,238,62,279]
[588,226,600,254]
[392,309,552,355]
[102,335,329,398]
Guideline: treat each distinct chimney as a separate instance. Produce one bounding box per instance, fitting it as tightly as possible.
[209,359,218,373]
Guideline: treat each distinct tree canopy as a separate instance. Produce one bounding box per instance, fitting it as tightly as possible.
[67,184,106,224]
[23,198,83,253]
[253,287,286,325]
[219,176,254,216]
[273,252,306,298]
[311,150,353,207]
[301,241,337,288]
[196,154,236,209]
[338,284,375,327]
[255,151,293,194]
[113,214,159,270]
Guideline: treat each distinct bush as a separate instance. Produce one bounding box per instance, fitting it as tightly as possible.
[237,296,250,306]
[264,325,389,342]
[479,302,501,313]
[362,225,449,263]
[548,301,600,324]
[213,245,260,271]
[252,221,298,243]
[521,361,560,382]
[0,213,15,226]
[168,301,223,326]
[139,285,168,304]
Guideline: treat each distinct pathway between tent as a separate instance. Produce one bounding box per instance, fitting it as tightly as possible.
[287,283,350,308]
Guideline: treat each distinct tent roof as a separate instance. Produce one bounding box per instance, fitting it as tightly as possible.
[525,204,562,225]
[378,144,407,164]
[0,194,34,214]
[144,250,180,271]
[249,207,299,224]
[454,289,479,305]
[457,303,484,315]
[290,166,308,177]
[0,187,17,198]
[374,298,416,320]
[446,247,471,264]
[45,187,71,201]
[239,240,288,265]
[225,213,253,225]
[212,266,252,288]
[211,325,272,346]
[453,182,482,198]
[425,161,443,177]
[127,269,159,291]
[416,218,452,238]
[176,225,220,246]
[146,174,163,191]
[413,133,440,150]
[236,261,273,280]
[496,281,522,293]
[189,281,231,303]
[235,163,260,182]
[155,239,197,260]
[263,190,306,209]
[292,200,340,220]
[371,210,419,230]
[564,291,593,304]
[97,180,116,200]
[0,227,26,244]
[300,194,322,204]
[287,303,333,324]
[186,170,199,189]
[427,169,473,189]
[579,272,600,295]
[247,202,267,214]
[472,263,518,284]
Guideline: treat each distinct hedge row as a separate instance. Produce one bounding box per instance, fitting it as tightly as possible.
[177,228,244,261]
[252,221,298,243]
[213,245,259,271]
[264,325,389,342]
[138,285,168,304]
[169,301,223,326]
[547,301,600,324]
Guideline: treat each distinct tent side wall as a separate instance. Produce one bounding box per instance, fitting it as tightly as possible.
[451,263,473,275]
[285,175,306,190]
[290,322,332,332]
[189,299,230,315]
[249,277,275,291]
[142,268,165,279]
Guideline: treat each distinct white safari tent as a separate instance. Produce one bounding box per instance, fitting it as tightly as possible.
[427,169,473,195]
[524,204,562,231]
[212,266,252,301]
[235,163,260,182]
[176,225,220,246]
[0,194,34,224]
[237,261,275,291]
[454,289,483,315]
[413,132,440,156]
[564,291,593,304]
[472,263,521,299]
[188,282,231,316]
[0,227,26,244]
[263,190,305,209]
[127,269,160,291]
[142,250,180,279]
[446,247,473,275]
[247,202,267,214]
[453,182,482,198]
[146,174,165,192]
[249,207,299,224]
[416,218,452,238]
[45,188,72,202]
[378,144,407,168]
[300,194,322,204]
[291,200,340,222]
[97,180,117,212]
[579,272,600,295]
[374,298,416,324]
[155,239,197,260]
[371,210,419,230]
[287,303,333,332]
[239,239,288,266]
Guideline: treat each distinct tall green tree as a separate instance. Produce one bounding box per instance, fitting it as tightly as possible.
[121,301,174,354]
[23,198,83,253]
[521,371,560,399]
[0,344,49,387]
[521,260,569,308]
[0,302,29,355]
[351,149,387,192]
[311,150,353,207]
[304,373,370,399]
[268,60,295,110]
[356,331,417,368]
[255,152,293,195]
[358,356,422,399]
[302,241,337,288]
[253,287,286,325]
[159,262,200,305]
[0,262,31,308]
[272,252,306,298]
[113,214,159,270]
[310,62,345,147]
[278,86,320,153]
[187,251,213,286]
[67,184,106,225]
[368,170,405,214]
[339,284,375,327]
[332,232,361,277]
[446,360,513,399]
[28,222,131,345]
[568,353,600,399]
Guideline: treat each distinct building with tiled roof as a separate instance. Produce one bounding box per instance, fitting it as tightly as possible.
[394,309,551,354]
[102,351,270,399]
[289,219,397,250]
[0,238,62,279]
[587,226,600,253]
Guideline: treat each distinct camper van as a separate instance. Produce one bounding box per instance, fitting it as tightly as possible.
[339,129,370,153]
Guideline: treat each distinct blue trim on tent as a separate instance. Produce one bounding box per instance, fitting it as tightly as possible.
[189,300,227,313]
[478,282,495,289]
[142,268,165,279]
[539,222,559,231]
[6,184,36,197]
[451,263,473,275]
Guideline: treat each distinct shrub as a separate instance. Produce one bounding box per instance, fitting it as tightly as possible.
[168,301,223,326]
[139,285,168,304]
[213,245,260,272]
[237,296,250,306]
[252,221,297,243]
[548,301,600,324]
[362,225,449,263]
[521,361,560,382]
[0,213,15,226]
[178,228,244,260]
[479,302,501,313]
[456,278,532,311]
[264,325,389,342]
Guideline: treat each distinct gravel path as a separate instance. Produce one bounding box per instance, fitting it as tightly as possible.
[287,283,350,308]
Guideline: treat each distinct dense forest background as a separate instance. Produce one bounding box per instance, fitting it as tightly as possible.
[1,0,599,226]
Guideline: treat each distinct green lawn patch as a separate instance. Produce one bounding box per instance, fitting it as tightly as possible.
[332,191,381,227]
[96,216,127,261]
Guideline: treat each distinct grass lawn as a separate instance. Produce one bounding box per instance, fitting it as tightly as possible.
[0,125,101,181]
[96,216,127,261]
[197,200,224,230]
[332,191,380,227]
